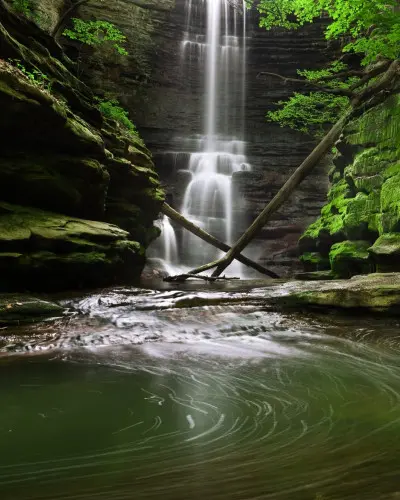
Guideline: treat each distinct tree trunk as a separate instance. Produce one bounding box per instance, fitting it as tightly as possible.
[161,203,279,278]
[202,60,400,278]
[208,111,351,277]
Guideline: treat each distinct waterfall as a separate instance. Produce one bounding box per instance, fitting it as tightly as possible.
[152,0,250,274]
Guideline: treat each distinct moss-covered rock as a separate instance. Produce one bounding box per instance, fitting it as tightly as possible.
[0,294,64,325]
[0,6,165,291]
[369,233,400,273]
[299,252,330,271]
[329,240,373,278]
[299,96,400,276]
[0,202,145,291]
[272,273,400,315]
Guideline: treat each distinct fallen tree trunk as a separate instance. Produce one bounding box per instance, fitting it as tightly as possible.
[161,203,279,279]
[164,274,240,283]
[188,59,400,279]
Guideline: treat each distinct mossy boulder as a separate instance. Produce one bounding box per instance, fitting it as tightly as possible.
[0,202,145,291]
[299,252,330,272]
[329,240,374,278]
[369,233,400,273]
[0,294,64,325]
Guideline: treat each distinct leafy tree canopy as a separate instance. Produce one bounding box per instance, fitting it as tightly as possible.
[249,0,400,65]
[247,0,400,136]
[63,18,129,55]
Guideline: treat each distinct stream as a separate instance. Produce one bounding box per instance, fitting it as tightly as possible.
[1,282,400,499]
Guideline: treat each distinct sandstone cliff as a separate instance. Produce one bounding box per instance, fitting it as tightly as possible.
[0,1,164,291]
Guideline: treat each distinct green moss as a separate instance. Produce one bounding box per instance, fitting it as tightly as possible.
[343,192,380,238]
[348,147,396,177]
[0,78,39,104]
[370,233,400,255]
[353,174,383,194]
[369,233,400,272]
[300,252,330,271]
[329,240,373,278]
[65,116,104,149]
[381,174,400,213]
[383,162,400,180]
[0,293,64,325]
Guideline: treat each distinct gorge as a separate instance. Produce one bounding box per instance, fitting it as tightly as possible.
[1,1,400,499]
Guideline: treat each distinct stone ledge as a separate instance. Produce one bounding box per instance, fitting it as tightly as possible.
[270,273,400,314]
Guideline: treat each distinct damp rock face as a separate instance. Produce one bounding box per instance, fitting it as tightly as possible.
[0,2,164,291]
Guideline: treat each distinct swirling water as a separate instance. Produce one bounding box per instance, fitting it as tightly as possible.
[1,285,400,500]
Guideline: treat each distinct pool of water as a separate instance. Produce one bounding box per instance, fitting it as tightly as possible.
[1,284,400,500]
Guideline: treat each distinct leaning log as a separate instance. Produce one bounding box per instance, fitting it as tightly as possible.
[161,203,279,279]
[192,59,400,278]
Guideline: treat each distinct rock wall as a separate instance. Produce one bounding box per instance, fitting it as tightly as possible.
[299,95,400,278]
[72,0,332,277]
[0,2,164,291]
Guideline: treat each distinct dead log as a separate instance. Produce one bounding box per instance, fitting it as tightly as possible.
[161,203,279,279]
[163,274,240,283]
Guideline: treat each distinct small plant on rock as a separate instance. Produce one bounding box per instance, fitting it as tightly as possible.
[9,59,52,92]
[11,0,35,18]
[96,98,139,137]
[63,19,129,56]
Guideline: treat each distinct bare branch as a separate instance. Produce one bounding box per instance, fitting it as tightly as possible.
[257,71,354,96]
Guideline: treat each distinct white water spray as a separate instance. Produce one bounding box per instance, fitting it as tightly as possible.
[153,0,250,273]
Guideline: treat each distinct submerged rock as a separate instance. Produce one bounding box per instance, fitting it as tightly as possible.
[0,294,64,325]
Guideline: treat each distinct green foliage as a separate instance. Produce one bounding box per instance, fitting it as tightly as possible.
[11,0,35,18]
[250,0,400,65]
[8,59,51,92]
[267,92,349,136]
[96,98,139,137]
[63,19,129,56]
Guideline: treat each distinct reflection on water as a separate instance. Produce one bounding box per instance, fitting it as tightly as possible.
[1,285,400,499]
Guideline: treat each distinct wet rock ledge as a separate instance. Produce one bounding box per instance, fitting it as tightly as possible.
[271,273,400,315]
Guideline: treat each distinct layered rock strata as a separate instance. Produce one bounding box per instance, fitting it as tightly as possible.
[70,0,332,276]
[0,2,164,291]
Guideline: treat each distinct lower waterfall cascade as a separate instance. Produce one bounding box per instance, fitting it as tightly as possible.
[149,0,250,275]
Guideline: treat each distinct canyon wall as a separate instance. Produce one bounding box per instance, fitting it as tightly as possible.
[77,0,331,276]
[0,1,163,291]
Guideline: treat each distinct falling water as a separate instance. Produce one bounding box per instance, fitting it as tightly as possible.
[153,0,250,273]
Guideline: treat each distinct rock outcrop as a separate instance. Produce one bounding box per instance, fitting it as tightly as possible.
[270,273,400,315]
[0,1,164,291]
[299,95,400,278]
